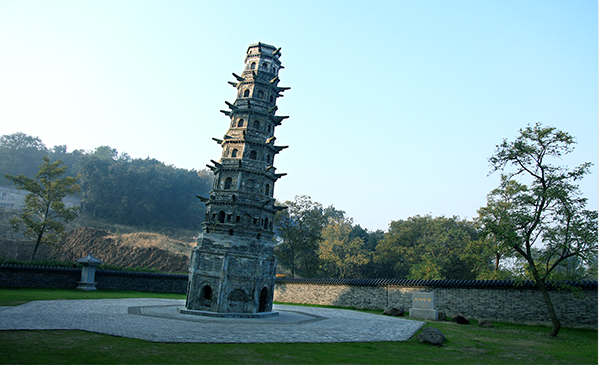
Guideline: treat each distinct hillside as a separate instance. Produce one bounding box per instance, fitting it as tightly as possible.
[0,227,195,273]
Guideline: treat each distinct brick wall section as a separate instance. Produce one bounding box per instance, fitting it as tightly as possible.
[1,265,596,329]
[274,281,597,329]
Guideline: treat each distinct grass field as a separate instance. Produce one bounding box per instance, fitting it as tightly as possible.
[0,288,597,364]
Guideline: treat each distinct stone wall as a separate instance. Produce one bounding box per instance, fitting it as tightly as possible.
[274,279,598,329]
[1,265,596,329]
[0,265,187,293]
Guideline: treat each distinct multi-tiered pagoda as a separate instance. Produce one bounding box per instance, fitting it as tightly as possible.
[184,43,289,316]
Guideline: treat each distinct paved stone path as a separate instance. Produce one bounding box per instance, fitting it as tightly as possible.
[0,299,425,343]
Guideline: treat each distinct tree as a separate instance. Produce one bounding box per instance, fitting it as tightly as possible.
[480,122,597,337]
[5,156,81,261]
[465,183,520,280]
[373,215,477,280]
[79,146,212,231]
[318,217,370,278]
[274,195,327,278]
[0,132,48,185]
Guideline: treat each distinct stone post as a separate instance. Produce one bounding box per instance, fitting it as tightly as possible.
[76,253,104,291]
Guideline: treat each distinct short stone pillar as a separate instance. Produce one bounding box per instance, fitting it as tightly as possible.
[409,292,439,320]
[76,253,104,291]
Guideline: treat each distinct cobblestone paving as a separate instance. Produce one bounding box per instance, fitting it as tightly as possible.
[0,299,425,343]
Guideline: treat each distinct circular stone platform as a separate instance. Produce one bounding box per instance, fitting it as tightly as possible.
[177,307,280,318]
[0,298,425,343]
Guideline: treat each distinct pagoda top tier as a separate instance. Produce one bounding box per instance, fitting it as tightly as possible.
[246,42,281,59]
[243,43,283,76]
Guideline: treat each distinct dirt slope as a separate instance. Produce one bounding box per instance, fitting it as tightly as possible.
[0,227,194,273]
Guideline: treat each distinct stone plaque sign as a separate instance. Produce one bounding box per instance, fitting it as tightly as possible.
[412,292,435,309]
[409,291,438,320]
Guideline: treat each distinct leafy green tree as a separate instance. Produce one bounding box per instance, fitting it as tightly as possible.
[0,132,48,185]
[79,147,211,231]
[374,215,477,280]
[462,236,514,280]
[480,123,597,337]
[318,217,370,278]
[464,186,520,280]
[48,145,85,180]
[274,195,327,278]
[5,157,81,261]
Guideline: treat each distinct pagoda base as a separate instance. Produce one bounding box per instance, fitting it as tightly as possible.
[178,308,279,318]
[185,232,277,314]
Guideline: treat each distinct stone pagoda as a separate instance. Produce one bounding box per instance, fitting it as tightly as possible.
[184,42,289,316]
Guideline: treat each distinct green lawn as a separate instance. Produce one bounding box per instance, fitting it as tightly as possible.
[0,287,185,306]
[0,288,597,364]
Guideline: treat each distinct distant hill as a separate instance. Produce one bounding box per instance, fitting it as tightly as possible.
[0,227,194,273]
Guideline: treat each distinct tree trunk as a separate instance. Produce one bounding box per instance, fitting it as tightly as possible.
[30,229,45,262]
[290,248,296,279]
[532,269,561,336]
[494,253,500,271]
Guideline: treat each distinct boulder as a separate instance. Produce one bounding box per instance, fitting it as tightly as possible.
[452,314,470,324]
[383,306,404,316]
[417,327,446,346]
[479,319,493,328]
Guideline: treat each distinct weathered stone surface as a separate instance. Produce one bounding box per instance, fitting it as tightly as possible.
[383,306,404,316]
[437,311,447,321]
[452,314,470,324]
[185,42,288,315]
[479,319,493,328]
[417,327,446,346]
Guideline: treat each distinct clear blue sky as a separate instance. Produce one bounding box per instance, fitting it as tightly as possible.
[1,1,597,231]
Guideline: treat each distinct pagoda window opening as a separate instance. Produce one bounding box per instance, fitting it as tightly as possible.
[236,215,241,222]
[224,177,232,189]
[257,90,264,99]
[253,120,260,130]
[227,214,232,222]
[259,287,268,312]
[243,89,250,97]
[199,285,212,306]
[250,150,257,160]
[231,149,238,157]
[265,184,270,196]
[237,119,244,127]
[250,62,256,69]
[218,211,226,223]
[263,218,269,230]
[269,95,274,103]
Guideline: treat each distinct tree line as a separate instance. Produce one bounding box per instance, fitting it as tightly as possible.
[0,132,213,232]
[274,124,597,288]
